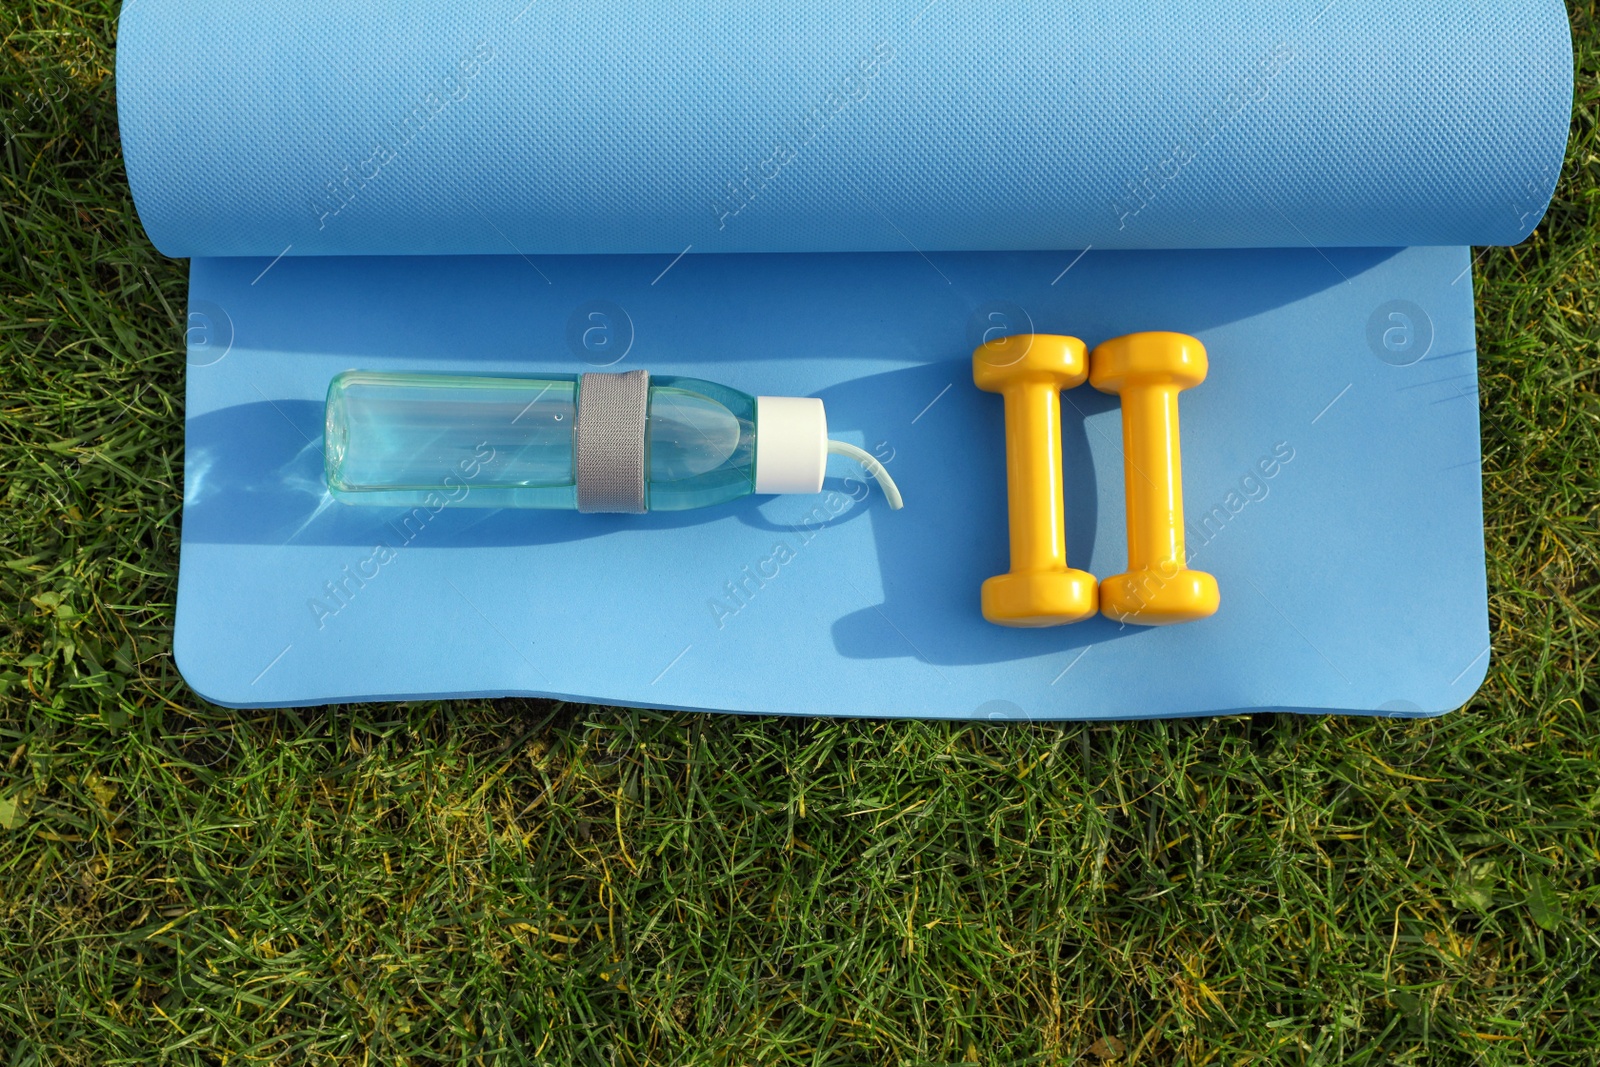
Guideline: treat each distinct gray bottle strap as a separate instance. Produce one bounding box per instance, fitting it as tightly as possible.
[574,369,649,513]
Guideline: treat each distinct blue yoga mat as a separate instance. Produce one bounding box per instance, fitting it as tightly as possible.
[114,1,1572,717]
[175,246,1493,716]
[118,0,1571,256]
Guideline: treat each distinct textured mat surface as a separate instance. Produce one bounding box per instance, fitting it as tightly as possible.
[118,0,1572,256]
[176,246,1489,716]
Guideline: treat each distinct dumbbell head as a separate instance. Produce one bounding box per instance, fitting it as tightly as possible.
[1089,331,1207,394]
[982,570,1098,628]
[1100,568,1219,626]
[973,333,1088,394]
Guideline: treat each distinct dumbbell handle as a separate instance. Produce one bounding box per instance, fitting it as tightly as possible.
[1120,383,1188,571]
[1001,380,1069,575]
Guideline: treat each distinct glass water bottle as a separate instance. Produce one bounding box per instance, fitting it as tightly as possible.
[324,370,901,513]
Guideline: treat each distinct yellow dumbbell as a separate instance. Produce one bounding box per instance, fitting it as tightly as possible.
[973,334,1098,627]
[1090,331,1219,625]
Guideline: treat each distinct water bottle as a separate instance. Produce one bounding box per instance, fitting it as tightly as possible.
[323,369,901,513]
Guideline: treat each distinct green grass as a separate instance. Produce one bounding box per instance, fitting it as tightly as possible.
[2,1,1598,1062]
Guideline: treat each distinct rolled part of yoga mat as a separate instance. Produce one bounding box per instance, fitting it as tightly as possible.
[117,0,1572,258]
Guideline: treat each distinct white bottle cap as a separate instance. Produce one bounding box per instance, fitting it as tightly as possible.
[754,396,828,494]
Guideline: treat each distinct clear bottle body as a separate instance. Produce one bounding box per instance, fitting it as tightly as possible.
[324,371,756,511]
